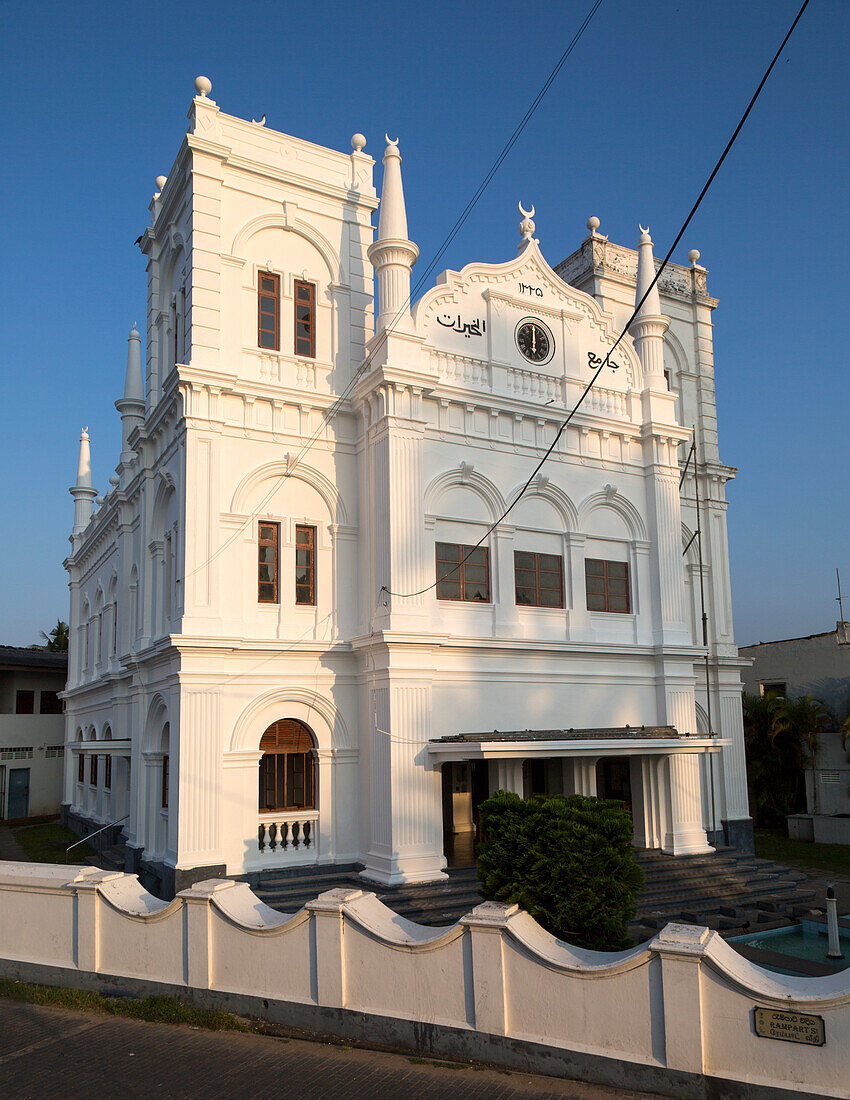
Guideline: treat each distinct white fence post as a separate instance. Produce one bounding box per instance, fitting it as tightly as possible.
[306,888,363,1009]
[462,901,518,1036]
[178,879,235,990]
[653,923,710,1074]
[68,870,123,974]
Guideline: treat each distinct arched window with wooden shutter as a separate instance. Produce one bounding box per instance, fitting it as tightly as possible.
[258,719,316,811]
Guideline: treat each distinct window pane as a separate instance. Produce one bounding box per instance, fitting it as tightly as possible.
[295,568,309,585]
[587,593,606,611]
[261,276,276,292]
[608,595,629,612]
[276,757,286,808]
[466,547,487,565]
[436,543,458,562]
[437,578,460,600]
[540,554,561,572]
[585,559,605,576]
[539,572,560,589]
[541,589,562,607]
[296,528,311,544]
[515,568,536,587]
[259,331,276,349]
[516,587,535,605]
[586,576,605,594]
[296,586,312,604]
[296,284,311,301]
[467,584,489,601]
[607,561,627,579]
[260,298,276,315]
[515,551,534,570]
[463,564,486,584]
[608,578,628,595]
[295,549,310,567]
[259,582,275,602]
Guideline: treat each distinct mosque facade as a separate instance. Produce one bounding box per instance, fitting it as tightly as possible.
[62,77,749,895]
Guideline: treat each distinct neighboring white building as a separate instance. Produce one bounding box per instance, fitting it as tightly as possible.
[62,77,750,896]
[0,646,67,820]
[741,624,850,835]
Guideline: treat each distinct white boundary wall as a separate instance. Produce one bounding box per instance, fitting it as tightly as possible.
[0,863,847,1098]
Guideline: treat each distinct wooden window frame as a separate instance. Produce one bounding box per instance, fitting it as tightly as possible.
[258,720,316,812]
[295,524,316,606]
[435,542,491,603]
[90,754,98,786]
[104,754,112,790]
[161,754,169,809]
[258,521,280,604]
[258,271,280,351]
[514,550,564,608]
[585,558,631,614]
[78,753,85,784]
[293,279,316,358]
[15,690,34,715]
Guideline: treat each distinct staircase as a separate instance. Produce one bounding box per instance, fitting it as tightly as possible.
[83,840,127,873]
[246,847,816,940]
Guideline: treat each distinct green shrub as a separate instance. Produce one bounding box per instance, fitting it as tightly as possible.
[476,790,644,950]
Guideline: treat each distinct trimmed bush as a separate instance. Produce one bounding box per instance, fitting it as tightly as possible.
[476,790,644,950]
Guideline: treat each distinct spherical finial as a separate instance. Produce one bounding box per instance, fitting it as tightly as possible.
[109,475,119,488]
[194,75,212,98]
[587,216,600,233]
[687,248,701,266]
[155,175,167,193]
[351,133,366,152]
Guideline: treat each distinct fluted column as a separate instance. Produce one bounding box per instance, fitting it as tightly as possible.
[664,753,712,855]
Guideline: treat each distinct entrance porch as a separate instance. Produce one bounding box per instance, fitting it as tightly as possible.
[430,726,726,866]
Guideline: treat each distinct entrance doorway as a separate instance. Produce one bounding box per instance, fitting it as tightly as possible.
[7,768,30,820]
[442,761,489,867]
[597,757,632,811]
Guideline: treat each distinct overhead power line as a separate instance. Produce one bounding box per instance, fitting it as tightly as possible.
[382,0,811,601]
[181,0,603,584]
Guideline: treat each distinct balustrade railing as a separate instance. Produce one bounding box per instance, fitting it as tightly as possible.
[257,811,318,855]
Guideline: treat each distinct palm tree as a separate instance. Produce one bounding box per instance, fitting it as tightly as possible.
[40,619,69,652]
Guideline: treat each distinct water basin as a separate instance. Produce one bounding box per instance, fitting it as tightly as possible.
[731,919,849,975]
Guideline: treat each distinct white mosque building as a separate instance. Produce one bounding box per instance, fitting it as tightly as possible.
[62,77,750,896]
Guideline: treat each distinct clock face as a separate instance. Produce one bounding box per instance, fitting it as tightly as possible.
[516,319,553,364]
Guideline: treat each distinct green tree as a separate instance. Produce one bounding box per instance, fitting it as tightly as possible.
[40,619,69,652]
[476,790,644,951]
[743,692,830,826]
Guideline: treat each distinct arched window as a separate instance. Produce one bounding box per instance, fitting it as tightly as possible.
[259,719,316,812]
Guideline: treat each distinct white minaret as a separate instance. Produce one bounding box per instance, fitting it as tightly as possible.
[367,136,419,335]
[70,428,97,536]
[115,324,145,466]
[629,226,668,388]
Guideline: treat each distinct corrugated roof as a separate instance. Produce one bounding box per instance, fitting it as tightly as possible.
[0,645,68,671]
[431,725,680,744]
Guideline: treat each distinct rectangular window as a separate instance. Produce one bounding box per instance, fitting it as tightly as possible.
[436,542,490,602]
[104,754,112,790]
[258,522,280,603]
[0,747,33,761]
[45,745,64,759]
[90,754,98,786]
[112,601,118,655]
[15,691,34,714]
[585,558,631,613]
[161,755,169,809]
[78,753,85,783]
[761,682,787,698]
[295,525,316,606]
[258,751,314,811]
[514,551,564,608]
[294,280,316,358]
[39,691,62,715]
[258,271,280,350]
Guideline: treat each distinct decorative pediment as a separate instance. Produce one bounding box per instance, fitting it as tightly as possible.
[413,240,641,396]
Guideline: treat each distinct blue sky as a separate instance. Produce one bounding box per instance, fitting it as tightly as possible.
[0,0,846,647]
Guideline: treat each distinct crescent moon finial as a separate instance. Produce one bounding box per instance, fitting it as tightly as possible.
[519,201,535,219]
[639,224,649,236]
[385,134,399,147]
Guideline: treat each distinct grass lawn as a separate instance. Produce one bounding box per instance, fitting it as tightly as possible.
[12,823,95,864]
[754,828,850,875]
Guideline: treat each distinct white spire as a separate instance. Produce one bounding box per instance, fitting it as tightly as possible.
[376,136,409,241]
[368,136,419,334]
[123,323,144,403]
[116,324,146,465]
[629,226,668,387]
[634,225,662,320]
[70,428,97,535]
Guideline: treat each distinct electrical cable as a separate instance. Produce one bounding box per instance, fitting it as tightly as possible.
[179,0,603,585]
[382,0,810,601]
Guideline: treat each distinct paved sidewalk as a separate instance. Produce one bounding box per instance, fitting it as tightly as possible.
[0,1000,661,1100]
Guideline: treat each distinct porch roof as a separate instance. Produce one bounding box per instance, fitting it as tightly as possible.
[432,725,680,744]
[428,726,727,761]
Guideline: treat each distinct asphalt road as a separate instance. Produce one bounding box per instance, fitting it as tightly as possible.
[0,999,662,1100]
